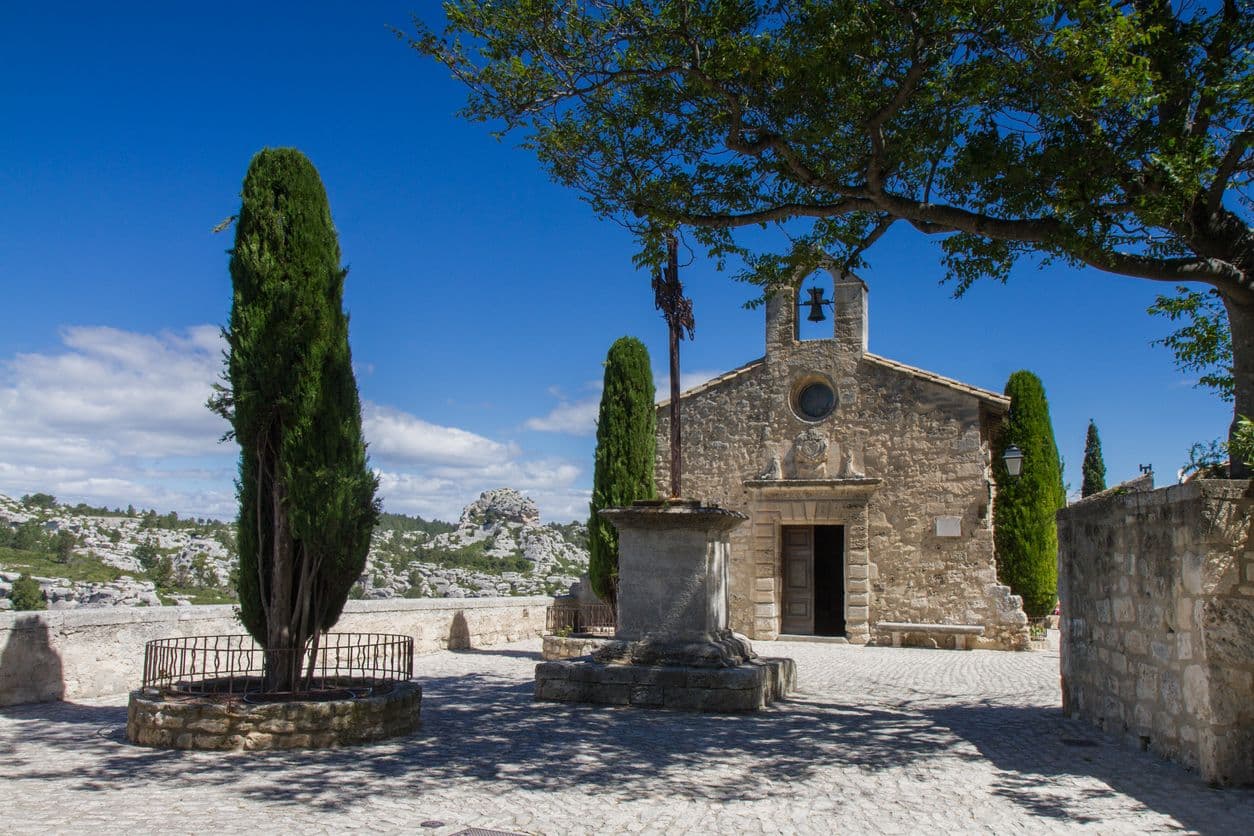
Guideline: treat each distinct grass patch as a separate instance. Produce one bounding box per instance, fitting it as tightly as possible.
[159,585,238,606]
[0,547,124,584]
[412,539,532,575]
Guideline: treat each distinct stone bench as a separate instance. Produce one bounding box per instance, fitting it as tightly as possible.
[876,622,985,650]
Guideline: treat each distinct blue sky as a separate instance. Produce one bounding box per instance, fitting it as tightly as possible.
[0,2,1231,522]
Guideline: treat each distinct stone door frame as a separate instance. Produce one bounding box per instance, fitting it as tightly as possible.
[743,478,880,644]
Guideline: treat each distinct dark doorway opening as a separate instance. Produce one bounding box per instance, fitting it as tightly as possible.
[813,524,845,636]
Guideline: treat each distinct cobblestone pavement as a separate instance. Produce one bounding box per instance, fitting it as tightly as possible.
[2,640,1251,835]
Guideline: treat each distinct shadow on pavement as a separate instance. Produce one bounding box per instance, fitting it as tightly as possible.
[2,660,1250,831]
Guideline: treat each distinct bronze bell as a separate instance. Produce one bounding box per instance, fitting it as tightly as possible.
[805,286,829,322]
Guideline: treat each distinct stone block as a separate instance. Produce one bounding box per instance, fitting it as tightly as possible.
[1177,633,1193,660]
[1182,665,1209,715]
[629,685,664,707]
[687,666,761,690]
[534,661,570,681]
[631,666,689,687]
[534,679,588,703]
[700,689,761,712]
[596,665,646,685]
[186,718,228,734]
[662,687,705,711]
[587,684,632,706]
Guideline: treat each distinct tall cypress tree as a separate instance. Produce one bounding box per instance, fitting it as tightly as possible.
[588,337,657,606]
[993,370,1066,618]
[215,148,379,691]
[1081,420,1107,497]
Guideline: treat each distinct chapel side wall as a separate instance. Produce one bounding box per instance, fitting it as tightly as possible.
[0,596,554,706]
[657,351,1027,648]
[851,363,1027,649]
[1058,480,1254,786]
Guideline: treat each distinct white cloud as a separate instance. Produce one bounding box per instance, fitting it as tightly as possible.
[364,404,517,467]
[0,324,586,522]
[524,398,600,436]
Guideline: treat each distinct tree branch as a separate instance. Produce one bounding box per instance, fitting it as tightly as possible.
[866,41,931,194]
[657,198,879,228]
[1078,249,1248,291]
[1207,129,1253,213]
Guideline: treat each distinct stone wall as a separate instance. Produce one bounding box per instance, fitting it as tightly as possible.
[655,273,1027,648]
[0,596,552,706]
[1058,479,1254,786]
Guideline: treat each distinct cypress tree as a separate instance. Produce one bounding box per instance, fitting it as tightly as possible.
[1081,420,1107,497]
[215,148,379,691]
[587,337,657,606]
[993,370,1066,618]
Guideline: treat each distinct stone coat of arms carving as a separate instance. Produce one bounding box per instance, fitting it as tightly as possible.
[791,428,829,478]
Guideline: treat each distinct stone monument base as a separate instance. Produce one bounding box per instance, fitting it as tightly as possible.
[535,630,795,712]
[542,501,797,712]
[534,655,795,712]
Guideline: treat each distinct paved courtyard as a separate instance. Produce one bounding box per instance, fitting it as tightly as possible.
[1,639,1251,834]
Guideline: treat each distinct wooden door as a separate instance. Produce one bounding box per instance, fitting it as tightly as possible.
[780,526,814,635]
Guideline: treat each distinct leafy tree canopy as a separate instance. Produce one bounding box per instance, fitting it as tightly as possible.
[1148,285,1234,400]
[412,0,1254,463]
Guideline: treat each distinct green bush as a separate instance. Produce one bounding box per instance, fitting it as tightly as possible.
[993,370,1066,618]
[588,336,657,605]
[9,573,46,611]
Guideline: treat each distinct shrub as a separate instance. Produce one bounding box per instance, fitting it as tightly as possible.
[10,573,46,611]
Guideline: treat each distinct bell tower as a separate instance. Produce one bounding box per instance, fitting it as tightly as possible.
[765,268,868,358]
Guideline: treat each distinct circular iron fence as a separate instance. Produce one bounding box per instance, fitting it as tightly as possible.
[141,633,413,697]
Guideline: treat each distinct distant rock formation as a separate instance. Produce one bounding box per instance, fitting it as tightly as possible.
[0,488,589,608]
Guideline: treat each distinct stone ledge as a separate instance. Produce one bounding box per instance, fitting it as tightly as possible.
[541,634,612,660]
[534,657,795,712]
[126,681,422,750]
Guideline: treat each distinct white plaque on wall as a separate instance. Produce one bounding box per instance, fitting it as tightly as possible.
[935,516,962,537]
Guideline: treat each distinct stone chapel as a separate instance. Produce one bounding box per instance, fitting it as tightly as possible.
[654,269,1030,650]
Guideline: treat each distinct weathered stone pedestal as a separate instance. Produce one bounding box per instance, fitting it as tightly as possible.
[535,501,795,712]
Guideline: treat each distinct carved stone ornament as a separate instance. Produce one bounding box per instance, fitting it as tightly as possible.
[758,453,783,480]
[839,444,865,478]
[791,428,829,478]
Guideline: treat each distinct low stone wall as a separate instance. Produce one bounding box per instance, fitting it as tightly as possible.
[127,681,422,750]
[1058,479,1254,786]
[0,596,552,706]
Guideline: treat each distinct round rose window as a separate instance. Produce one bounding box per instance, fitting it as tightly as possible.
[794,380,836,421]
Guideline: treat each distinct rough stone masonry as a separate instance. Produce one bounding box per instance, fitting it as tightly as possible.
[654,269,1029,649]
[1058,478,1254,786]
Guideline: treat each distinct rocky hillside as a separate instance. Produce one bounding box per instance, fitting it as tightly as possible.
[0,489,587,610]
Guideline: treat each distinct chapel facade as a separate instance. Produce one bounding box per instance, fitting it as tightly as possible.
[655,269,1030,650]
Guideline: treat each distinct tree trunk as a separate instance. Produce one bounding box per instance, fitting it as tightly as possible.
[1223,295,1254,479]
[266,478,298,692]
